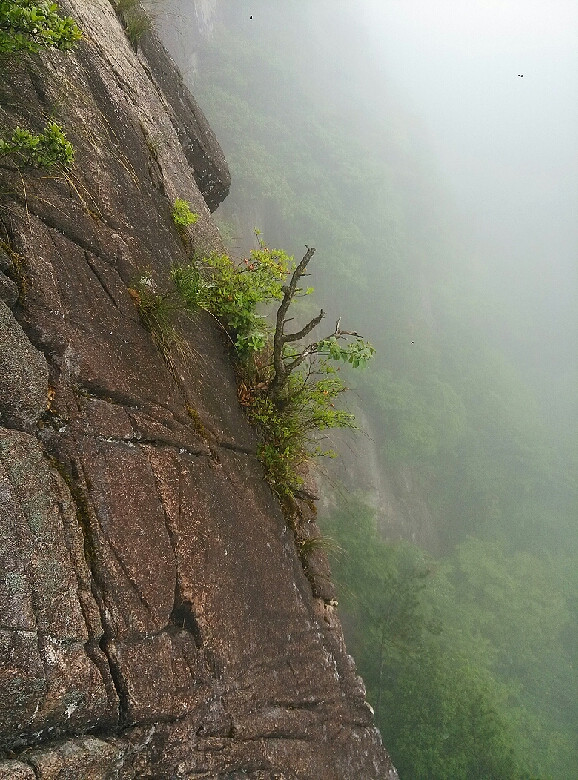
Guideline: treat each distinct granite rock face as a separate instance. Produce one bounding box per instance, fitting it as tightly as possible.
[0,1,397,777]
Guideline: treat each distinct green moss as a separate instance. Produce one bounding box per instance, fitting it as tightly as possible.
[186,405,208,438]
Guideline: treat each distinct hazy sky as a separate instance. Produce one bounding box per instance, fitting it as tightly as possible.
[357,1,578,207]
[355,0,578,377]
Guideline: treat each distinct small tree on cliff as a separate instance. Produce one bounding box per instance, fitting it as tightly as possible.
[268,245,374,400]
[243,243,374,499]
[163,237,374,499]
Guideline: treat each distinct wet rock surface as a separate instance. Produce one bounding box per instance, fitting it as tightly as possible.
[0,1,397,777]
[0,302,49,431]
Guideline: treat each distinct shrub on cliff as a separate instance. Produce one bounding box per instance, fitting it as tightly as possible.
[0,121,74,168]
[171,198,198,230]
[0,0,81,54]
[171,236,291,354]
[172,237,374,499]
[132,235,374,502]
[111,0,151,48]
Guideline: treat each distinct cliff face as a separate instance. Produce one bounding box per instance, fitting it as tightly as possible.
[0,1,397,778]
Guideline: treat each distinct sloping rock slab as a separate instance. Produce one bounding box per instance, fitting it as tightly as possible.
[0,0,397,777]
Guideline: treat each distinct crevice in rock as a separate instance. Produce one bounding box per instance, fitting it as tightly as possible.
[76,381,142,410]
[0,222,29,308]
[23,761,40,780]
[269,700,324,712]
[98,635,131,728]
[106,435,207,458]
[146,449,206,655]
[84,637,120,715]
[139,121,167,195]
[2,719,149,765]
[169,595,203,649]
[183,405,253,459]
[142,447,228,693]
[238,732,314,743]
[78,389,209,453]
[0,305,69,392]
[38,409,69,435]
[203,648,224,681]
[84,250,120,310]
[0,418,38,435]
[215,439,253,456]
[4,719,129,765]
[48,454,123,724]
[57,443,159,629]
[53,482,108,640]
[3,198,119,269]
[27,61,49,106]
[96,527,157,622]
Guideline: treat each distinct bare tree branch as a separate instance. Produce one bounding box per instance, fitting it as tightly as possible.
[283,309,324,345]
[268,245,368,399]
[270,247,320,397]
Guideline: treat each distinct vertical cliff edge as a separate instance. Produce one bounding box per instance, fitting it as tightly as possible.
[0,1,397,777]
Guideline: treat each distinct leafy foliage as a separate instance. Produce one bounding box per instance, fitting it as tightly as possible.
[319,335,375,368]
[323,494,578,778]
[172,238,292,353]
[0,122,74,168]
[324,498,526,778]
[0,0,81,53]
[171,197,198,229]
[247,363,356,498]
[170,236,374,499]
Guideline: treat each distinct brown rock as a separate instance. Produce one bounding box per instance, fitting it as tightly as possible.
[0,272,18,308]
[0,1,397,776]
[0,761,36,779]
[0,302,49,432]
[0,430,115,751]
[19,737,123,779]
[137,31,231,211]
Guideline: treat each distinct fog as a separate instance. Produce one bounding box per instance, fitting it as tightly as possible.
[358,0,578,381]
[154,2,577,775]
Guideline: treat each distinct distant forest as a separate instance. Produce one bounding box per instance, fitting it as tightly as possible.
[158,2,578,777]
